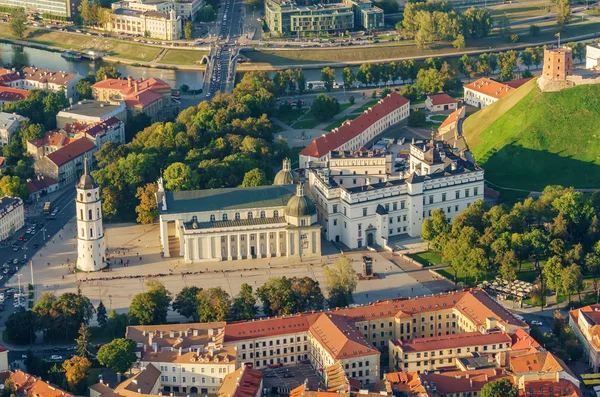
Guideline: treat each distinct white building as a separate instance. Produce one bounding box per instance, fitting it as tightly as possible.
[0,112,27,147]
[306,140,484,248]
[17,67,83,99]
[463,77,530,109]
[299,92,410,169]
[76,117,126,147]
[425,93,458,112]
[569,304,600,372]
[156,173,321,263]
[0,196,24,243]
[586,44,600,69]
[113,0,202,19]
[56,100,127,129]
[76,160,106,272]
[106,6,182,41]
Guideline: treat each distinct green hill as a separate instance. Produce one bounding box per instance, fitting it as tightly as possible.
[463,79,600,192]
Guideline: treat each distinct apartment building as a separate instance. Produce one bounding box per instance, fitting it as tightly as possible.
[126,289,527,392]
[106,6,182,40]
[569,304,600,372]
[56,99,127,129]
[16,67,83,99]
[0,196,24,243]
[0,112,27,146]
[299,92,410,168]
[0,0,81,19]
[33,137,97,187]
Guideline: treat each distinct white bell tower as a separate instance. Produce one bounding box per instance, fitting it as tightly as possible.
[76,159,106,272]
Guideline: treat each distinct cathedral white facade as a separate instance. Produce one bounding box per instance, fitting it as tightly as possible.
[306,140,484,249]
[76,160,106,272]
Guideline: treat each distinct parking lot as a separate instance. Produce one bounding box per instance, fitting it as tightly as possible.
[262,364,321,393]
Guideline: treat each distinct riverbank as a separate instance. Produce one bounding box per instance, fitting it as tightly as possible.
[0,26,208,71]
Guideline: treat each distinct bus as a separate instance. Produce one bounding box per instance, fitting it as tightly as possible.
[43,202,51,215]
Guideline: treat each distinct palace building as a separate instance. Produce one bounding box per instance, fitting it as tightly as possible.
[156,168,321,263]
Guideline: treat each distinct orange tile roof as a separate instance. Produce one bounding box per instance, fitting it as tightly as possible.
[421,368,511,394]
[510,351,564,374]
[218,365,263,397]
[123,89,163,108]
[520,379,583,397]
[28,131,69,148]
[384,372,427,395]
[10,370,75,397]
[511,328,542,352]
[0,85,28,102]
[300,92,409,159]
[393,331,511,353]
[428,93,457,106]
[309,313,378,359]
[439,106,465,130]
[0,68,21,83]
[0,156,5,167]
[21,67,79,86]
[27,176,58,194]
[93,77,170,96]
[464,78,517,100]
[46,137,96,167]
[224,314,319,342]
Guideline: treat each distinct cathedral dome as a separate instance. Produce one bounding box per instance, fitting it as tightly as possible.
[285,183,316,218]
[77,159,97,189]
[274,158,299,185]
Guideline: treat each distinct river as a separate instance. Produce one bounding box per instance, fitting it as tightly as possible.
[0,42,205,90]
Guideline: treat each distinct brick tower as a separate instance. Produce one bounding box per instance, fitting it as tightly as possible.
[543,46,573,80]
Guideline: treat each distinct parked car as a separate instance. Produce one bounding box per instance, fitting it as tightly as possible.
[531,320,543,326]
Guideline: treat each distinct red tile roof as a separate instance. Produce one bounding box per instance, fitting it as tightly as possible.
[218,366,263,397]
[10,370,75,397]
[28,131,70,149]
[309,313,378,359]
[464,78,517,100]
[439,107,464,130]
[124,89,163,107]
[520,379,583,397]
[421,368,511,394]
[46,137,96,167]
[393,331,511,353]
[0,86,28,103]
[505,77,533,89]
[21,67,79,86]
[511,328,541,352]
[428,93,457,105]
[27,176,58,194]
[0,156,5,168]
[300,92,409,159]
[0,68,21,83]
[79,117,121,138]
[224,314,319,342]
[93,77,170,95]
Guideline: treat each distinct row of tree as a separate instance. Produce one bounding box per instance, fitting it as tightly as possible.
[422,186,600,306]
[129,256,357,325]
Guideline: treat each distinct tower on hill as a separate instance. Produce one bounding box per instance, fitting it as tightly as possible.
[543,46,572,81]
[76,159,106,272]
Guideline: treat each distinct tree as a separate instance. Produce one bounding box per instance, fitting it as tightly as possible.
[129,281,171,325]
[498,51,518,82]
[75,78,93,100]
[310,94,340,121]
[164,162,197,191]
[107,310,129,338]
[415,68,447,94]
[231,283,257,321]
[197,287,231,322]
[75,323,92,359]
[96,66,121,82]
[290,277,324,312]
[461,7,492,39]
[348,95,355,105]
[172,286,202,321]
[529,24,540,36]
[96,301,108,329]
[452,33,465,49]
[135,183,158,224]
[324,255,357,308]
[562,263,584,303]
[458,54,476,80]
[0,175,28,200]
[125,112,151,142]
[422,209,450,250]
[556,0,571,29]
[196,5,217,21]
[10,7,27,39]
[342,67,355,90]
[5,307,38,344]
[62,356,91,393]
[97,338,137,374]
[500,252,518,282]
[320,67,336,92]
[241,168,267,187]
[184,21,193,40]
[480,379,518,397]
[543,256,564,299]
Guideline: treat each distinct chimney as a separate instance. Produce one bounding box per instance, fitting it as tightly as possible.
[169,330,174,338]
[135,82,139,93]
[128,76,133,87]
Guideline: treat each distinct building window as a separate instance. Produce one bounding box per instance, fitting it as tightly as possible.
[333,205,338,213]
[393,202,397,211]
[465,188,470,197]
[274,210,279,217]
[88,209,93,220]
[474,187,479,196]
[235,212,240,220]
[385,203,389,211]
[333,219,337,226]
[442,193,446,202]
[363,208,367,216]
[260,210,266,218]
[89,228,93,237]
[429,195,433,204]
[223,213,228,221]
[455,190,460,199]
[248,212,253,219]
[210,214,215,222]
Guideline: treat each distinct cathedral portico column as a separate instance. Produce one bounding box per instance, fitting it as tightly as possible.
[246,233,251,259]
[276,232,281,257]
[266,232,271,258]
[227,234,232,261]
[160,219,169,257]
[209,236,214,259]
[286,232,290,258]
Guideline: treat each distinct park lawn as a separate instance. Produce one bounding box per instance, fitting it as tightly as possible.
[408,250,443,267]
[0,28,162,62]
[159,49,208,66]
[464,79,600,190]
[289,146,305,167]
[339,102,353,112]
[438,261,539,287]
[292,118,321,129]
[429,115,448,122]
[275,108,306,125]
[488,0,552,20]
[352,100,380,114]
[323,115,354,131]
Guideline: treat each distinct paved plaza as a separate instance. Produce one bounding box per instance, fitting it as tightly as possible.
[5,218,440,324]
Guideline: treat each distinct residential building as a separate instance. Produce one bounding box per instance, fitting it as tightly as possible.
[106,5,182,40]
[520,379,583,397]
[56,99,127,128]
[92,76,177,122]
[264,0,383,36]
[389,331,512,372]
[299,92,410,168]
[9,370,76,397]
[586,43,600,69]
[124,289,527,392]
[290,384,382,397]
[0,86,29,106]
[16,67,83,99]
[0,0,81,19]
[425,93,458,112]
[0,68,23,88]
[569,304,600,371]
[156,176,322,262]
[26,176,59,201]
[0,112,27,147]
[437,107,465,137]
[0,196,24,243]
[113,0,202,19]
[217,366,263,397]
[74,117,126,147]
[27,130,73,160]
[33,137,97,187]
[306,140,484,247]
[76,160,106,272]
[0,345,8,371]
[511,350,580,388]
[463,77,531,108]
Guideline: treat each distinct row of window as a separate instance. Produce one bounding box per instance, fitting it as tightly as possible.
[159,365,227,374]
[160,375,219,385]
[240,336,308,350]
[202,210,280,223]
[423,188,479,205]
[240,344,308,360]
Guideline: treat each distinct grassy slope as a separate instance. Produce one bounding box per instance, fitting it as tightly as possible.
[160,49,208,65]
[463,79,600,190]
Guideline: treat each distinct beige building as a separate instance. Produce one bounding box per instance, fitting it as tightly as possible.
[0,197,24,243]
[0,112,27,147]
[570,304,600,372]
[17,67,83,99]
[33,137,97,187]
[56,99,127,129]
[106,6,182,41]
[425,93,458,112]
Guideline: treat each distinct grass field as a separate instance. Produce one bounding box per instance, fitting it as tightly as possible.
[408,250,443,266]
[275,108,305,124]
[159,49,208,65]
[323,115,354,131]
[488,0,552,20]
[352,100,380,114]
[464,79,600,190]
[437,261,539,287]
[429,115,448,122]
[0,28,163,62]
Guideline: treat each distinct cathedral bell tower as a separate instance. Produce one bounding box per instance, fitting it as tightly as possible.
[76,159,106,272]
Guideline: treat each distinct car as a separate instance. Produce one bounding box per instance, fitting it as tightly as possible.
[17,236,24,241]
[531,320,543,326]
[12,247,18,252]
[21,354,27,359]
[12,259,18,265]
[32,243,38,248]
[49,355,63,361]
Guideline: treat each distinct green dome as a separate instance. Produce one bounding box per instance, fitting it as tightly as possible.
[273,158,299,186]
[286,183,316,217]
